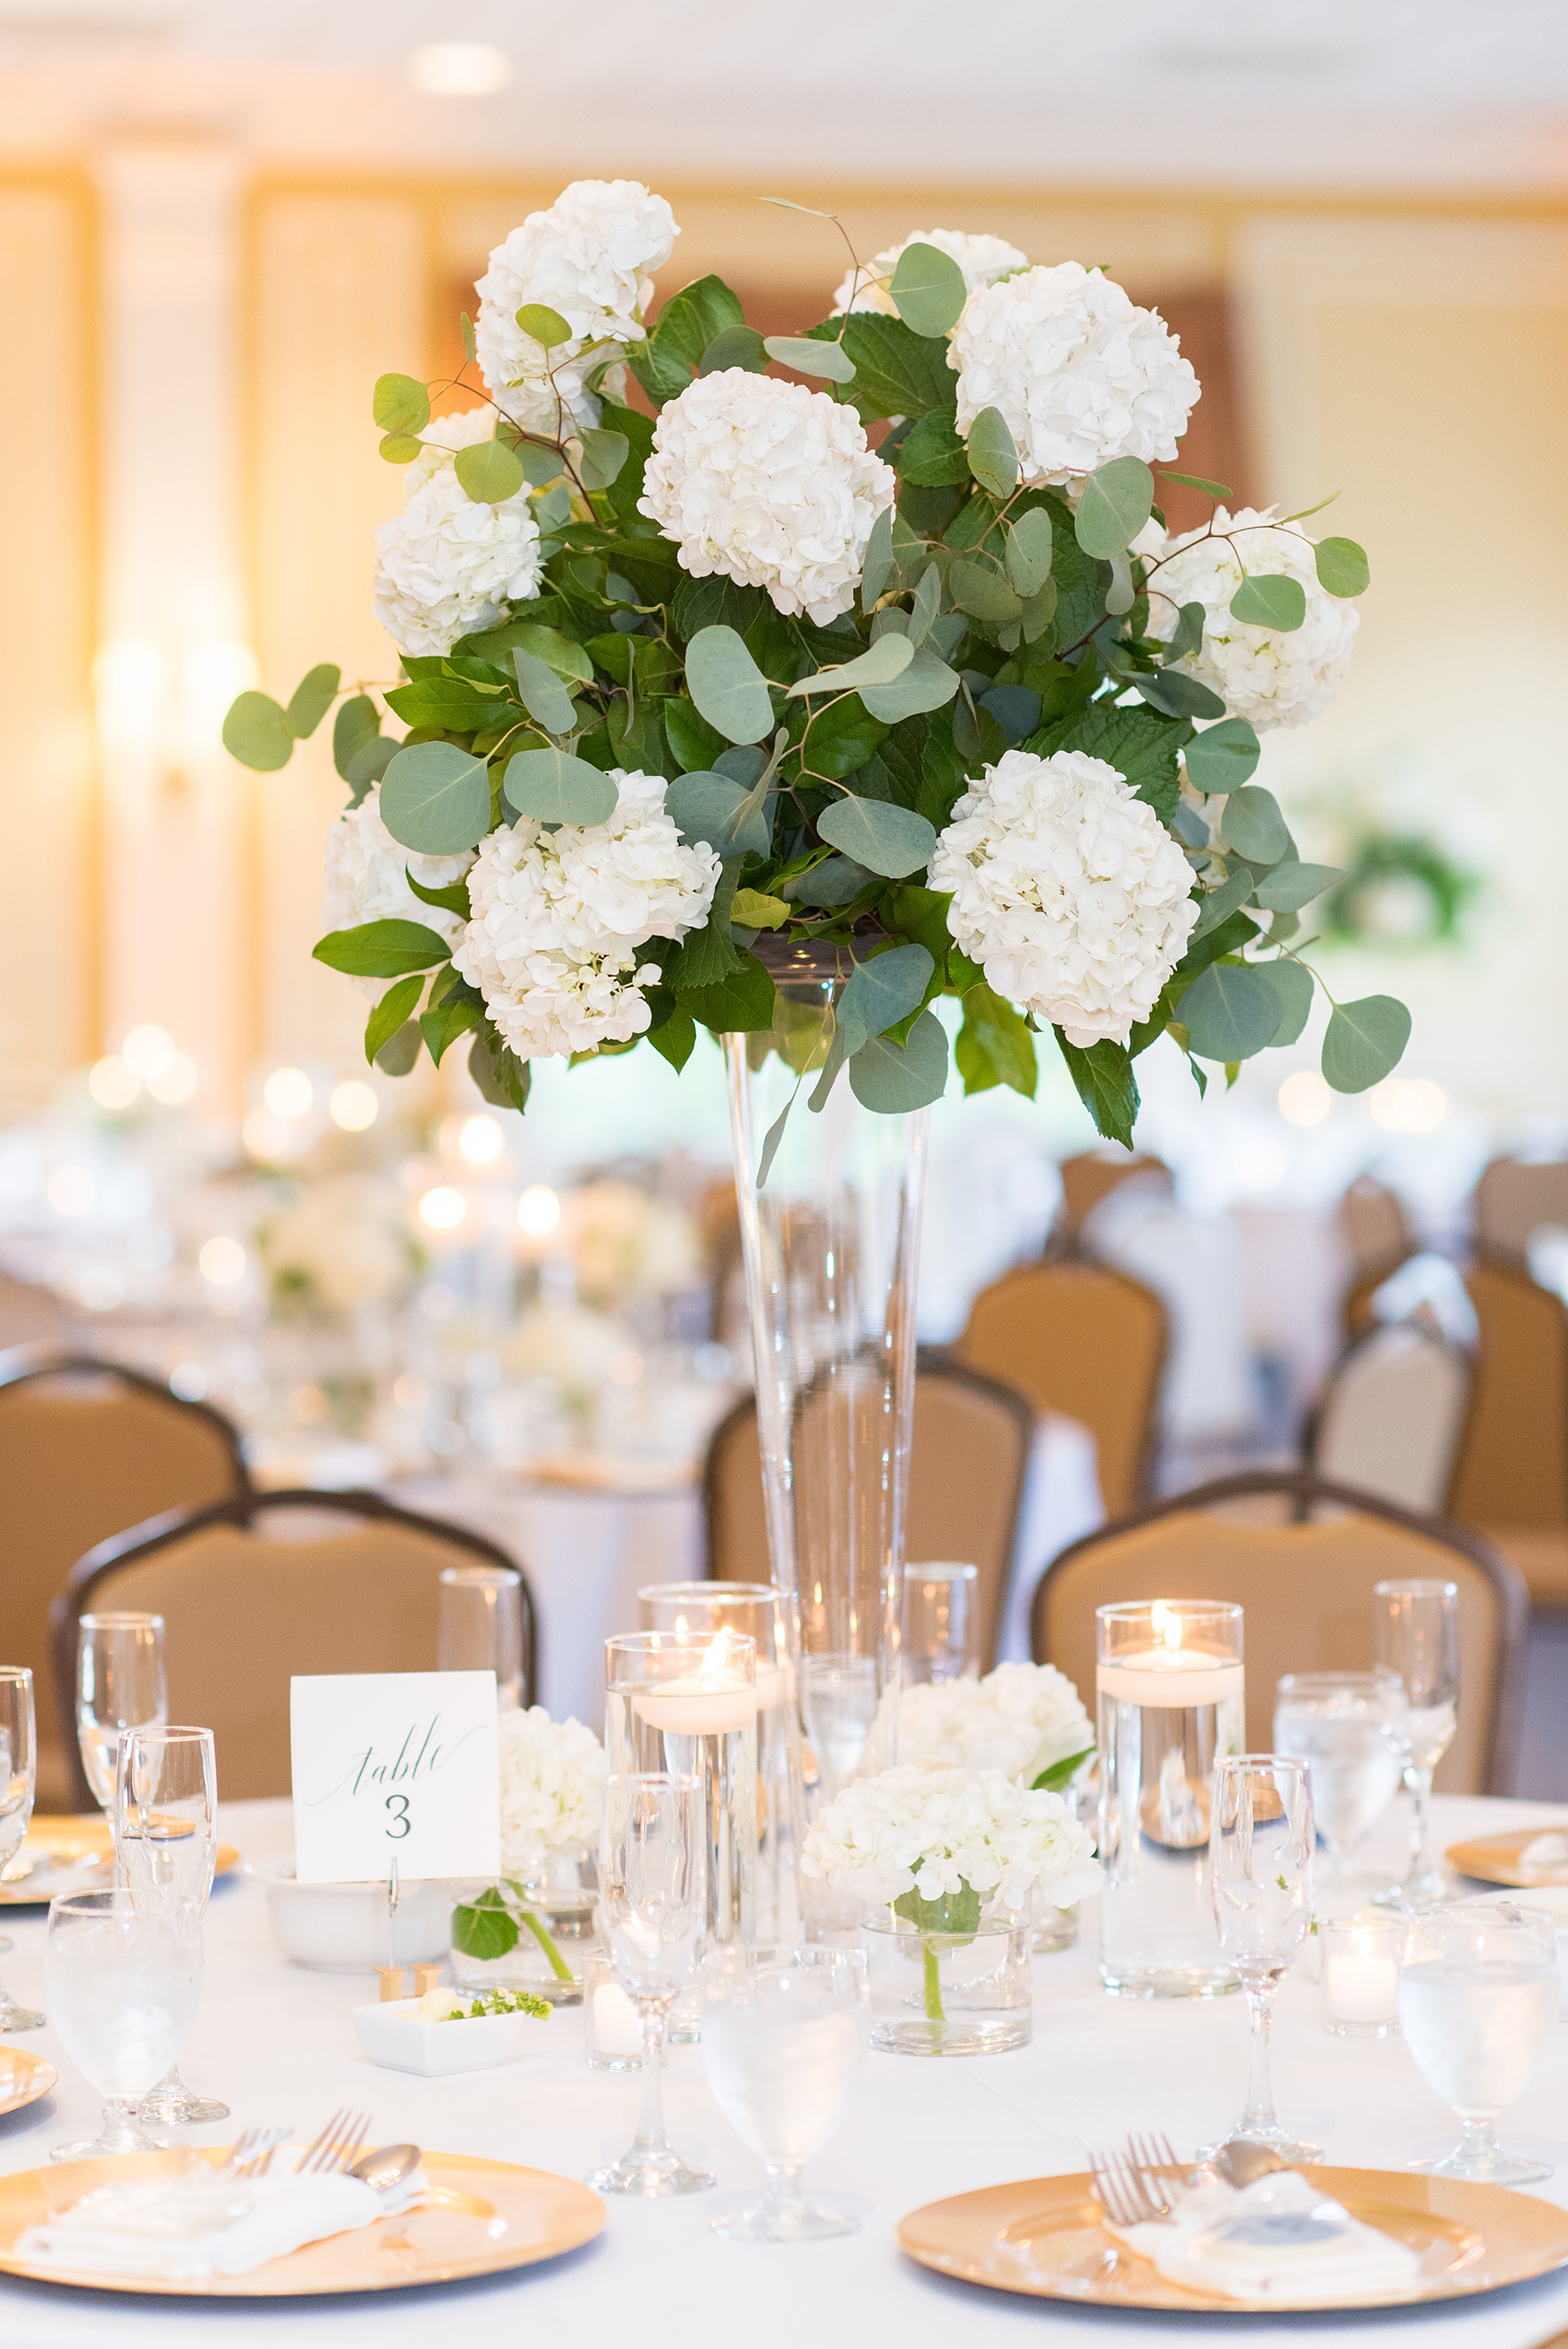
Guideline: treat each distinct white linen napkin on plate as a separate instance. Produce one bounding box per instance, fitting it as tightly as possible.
[17,2165,428,2280]
[1519,1831,1568,1878]
[1103,2170,1424,2305]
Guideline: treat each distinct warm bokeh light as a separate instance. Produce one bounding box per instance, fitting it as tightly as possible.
[418,1186,468,1232]
[46,1165,95,1217]
[1233,1136,1288,1191]
[198,1235,246,1284]
[121,1023,176,1079]
[263,1066,314,1119]
[517,1183,562,1238]
[1278,1070,1334,1127]
[407,42,514,95]
[88,1055,139,1111]
[329,1079,379,1132]
[242,1109,295,1163]
[146,1052,197,1105]
[457,1114,504,1165]
[1369,1077,1447,1134]
[607,1347,645,1387]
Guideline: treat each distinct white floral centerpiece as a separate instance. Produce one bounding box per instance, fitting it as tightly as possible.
[451,1705,606,1997]
[894,1662,1094,1788]
[224,178,1404,1143]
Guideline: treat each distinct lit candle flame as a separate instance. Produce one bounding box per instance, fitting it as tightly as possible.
[1151,1603,1183,1654]
[697,1628,748,1687]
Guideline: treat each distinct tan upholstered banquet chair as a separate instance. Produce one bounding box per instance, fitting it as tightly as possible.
[0,1352,249,1806]
[51,1489,538,1804]
[1306,1323,1473,1517]
[956,1258,1166,1518]
[1473,1154,1568,1265]
[1030,1471,1527,1795]
[1054,1151,1172,1252]
[1444,1258,1568,1611]
[704,1353,1033,1674]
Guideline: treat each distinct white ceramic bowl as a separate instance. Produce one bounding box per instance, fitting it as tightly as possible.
[351,1998,551,2076]
[251,1859,453,1973]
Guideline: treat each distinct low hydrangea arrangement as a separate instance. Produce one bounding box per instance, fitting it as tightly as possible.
[226,176,1407,1144]
[891,1662,1095,1787]
[801,1763,1101,1926]
[451,1705,606,1986]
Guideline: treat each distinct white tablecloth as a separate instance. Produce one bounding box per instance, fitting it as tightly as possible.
[4,1794,1568,2346]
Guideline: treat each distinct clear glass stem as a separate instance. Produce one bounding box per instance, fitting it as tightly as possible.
[759,2159,807,2226]
[100,2096,145,2152]
[1455,2117,1500,2169]
[1406,1763,1434,1881]
[1241,1980,1279,2139]
[633,2007,670,2156]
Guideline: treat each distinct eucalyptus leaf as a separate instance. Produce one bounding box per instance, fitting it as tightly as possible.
[332,694,379,780]
[967,405,1018,499]
[908,562,943,649]
[373,373,429,435]
[514,303,571,348]
[1322,996,1412,1093]
[685,626,775,745]
[700,325,767,376]
[503,747,619,827]
[839,943,933,1045]
[888,241,967,338]
[817,794,937,878]
[849,1008,950,1111]
[791,854,871,907]
[512,647,577,735]
[1130,669,1228,721]
[1229,573,1307,631]
[785,635,913,698]
[665,770,772,857]
[1074,457,1155,557]
[344,733,395,802]
[517,442,565,489]
[731,887,789,928]
[1162,601,1206,663]
[1177,960,1280,1063]
[1104,549,1135,615]
[380,742,492,853]
[285,663,339,740]
[455,436,526,505]
[379,434,422,463]
[1184,716,1260,794]
[1253,859,1342,912]
[1314,536,1371,598]
[1193,865,1254,936]
[505,623,594,685]
[860,506,895,612]
[1004,508,1054,598]
[222,691,293,772]
[576,428,629,490]
[1222,784,1289,864]
[764,335,856,383]
[948,559,1023,626]
[1259,957,1314,1046]
[1159,470,1232,499]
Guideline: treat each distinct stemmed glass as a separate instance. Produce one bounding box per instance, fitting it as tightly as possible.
[47,1888,202,2158]
[1272,1671,1406,1906]
[77,1613,166,1809]
[438,1567,523,1711]
[702,1945,867,2240]
[0,1667,44,2030]
[1399,1902,1559,2183]
[115,1725,226,2126]
[588,1773,713,2198]
[1206,1755,1321,2162]
[1374,1580,1459,1907]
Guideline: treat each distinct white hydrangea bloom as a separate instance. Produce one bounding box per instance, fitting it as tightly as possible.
[830,227,1028,318]
[929,748,1199,1049]
[893,1663,1094,1783]
[950,262,1199,488]
[475,178,678,436]
[639,369,896,625]
[497,1705,607,1879]
[321,786,472,994]
[800,1765,1101,1915]
[260,1174,421,1314]
[1147,506,1359,731]
[455,769,719,1060]
[373,411,543,656]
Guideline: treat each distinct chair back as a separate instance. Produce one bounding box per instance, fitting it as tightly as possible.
[0,1353,248,1806]
[1031,1472,1526,1795]
[1447,1261,1568,1531]
[704,1355,1033,1672]
[0,1278,70,1351]
[1339,1174,1412,1282]
[1056,1151,1171,1248]
[1308,1324,1472,1516]
[956,1259,1166,1516]
[51,1489,537,1804]
[1474,1156,1568,1264]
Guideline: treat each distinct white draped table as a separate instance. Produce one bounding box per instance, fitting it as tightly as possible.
[3,1794,1568,2347]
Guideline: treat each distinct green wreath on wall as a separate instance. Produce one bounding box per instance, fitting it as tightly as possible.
[1321,831,1480,950]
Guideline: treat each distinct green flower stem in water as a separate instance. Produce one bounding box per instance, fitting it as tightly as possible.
[921,1936,944,2023]
[451,1883,576,1983]
[518,1903,575,1983]
[895,1881,983,2031]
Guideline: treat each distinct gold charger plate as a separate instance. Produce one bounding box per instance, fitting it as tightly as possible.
[897,2167,1568,2312]
[1446,1827,1568,1889]
[0,1818,240,1909]
[0,2146,603,2296]
[0,2050,56,2120]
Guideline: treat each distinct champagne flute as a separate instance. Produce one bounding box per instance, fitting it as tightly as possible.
[77,1613,166,1809]
[48,1888,201,2158]
[0,1668,44,2030]
[115,1724,226,2126]
[702,1945,867,2240]
[1206,1755,1321,2162]
[1374,1580,1459,1907]
[438,1567,523,1710]
[589,1772,713,2198]
[1399,1902,1559,2183]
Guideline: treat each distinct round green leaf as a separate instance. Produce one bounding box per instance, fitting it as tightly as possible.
[860,646,961,722]
[837,944,934,1051]
[455,436,526,506]
[379,434,423,464]
[888,242,968,339]
[785,635,913,698]
[1177,961,1280,1063]
[967,406,1018,500]
[1162,600,1206,662]
[665,770,772,858]
[1134,669,1227,721]
[1074,457,1155,558]
[1004,508,1054,598]
[700,325,767,376]
[373,373,430,435]
[817,794,936,879]
[1253,860,1342,912]
[1259,958,1314,1047]
[512,647,577,736]
[222,691,293,772]
[576,428,629,489]
[380,742,492,853]
[503,748,619,828]
[1221,784,1289,864]
[1229,573,1307,631]
[948,558,1023,626]
[764,335,856,384]
[1322,996,1412,1093]
[515,304,571,349]
[1184,716,1260,795]
[1314,536,1371,598]
[344,733,395,802]
[684,626,775,745]
[849,1008,950,1112]
[285,662,340,741]
[333,693,379,780]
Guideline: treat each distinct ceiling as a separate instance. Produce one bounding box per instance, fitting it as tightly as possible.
[0,0,1565,186]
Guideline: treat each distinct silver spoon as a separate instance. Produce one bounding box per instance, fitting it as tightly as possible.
[347,2142,422,2195]
[1213,2141,1293,2188]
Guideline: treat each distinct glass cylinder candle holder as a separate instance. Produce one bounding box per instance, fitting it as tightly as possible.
[1322,1914,1401,2037]
[583,1950,647,2072]
[639,1584,789,1943]
[1097,1600,1245,1998]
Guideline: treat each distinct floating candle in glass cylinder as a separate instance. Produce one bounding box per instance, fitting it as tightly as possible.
[1322,1914,1401,2036]
[1097,1600,1245,1998]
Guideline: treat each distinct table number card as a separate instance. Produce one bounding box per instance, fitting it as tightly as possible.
[290,1672,501,1885]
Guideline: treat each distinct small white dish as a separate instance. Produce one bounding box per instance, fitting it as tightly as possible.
[351,1997,548,2076]
[250,1859,452,1973]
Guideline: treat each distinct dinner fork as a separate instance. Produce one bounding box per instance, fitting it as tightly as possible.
[293,2109,374,2176]
[1088,2146,1174,2227]
[220,2125,292,2177]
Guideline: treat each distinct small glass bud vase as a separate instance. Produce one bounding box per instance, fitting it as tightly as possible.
[863,1906,1031,2056]
[449,1877,587,2009]
[523,1843,598,1942]
[1029,1899,1079,1955]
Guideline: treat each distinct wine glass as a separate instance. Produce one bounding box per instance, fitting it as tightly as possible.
[1272,1671,1406,1906]
[1374,1579,1459,1907]
[48,1888,202,2158]
[901,1564,980,1686]
[0,1668,44,2031]
[588,1773,713,2198]
[702,1945,867,2240]
[1206,1755,1321,2162]
[438,1566,523,1710]
[115,1725,226,2126]
[77,1613,166,1809]
[1399,1901,1559,2183]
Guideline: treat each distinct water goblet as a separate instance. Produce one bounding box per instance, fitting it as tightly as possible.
[47,1887,202,2158]
[902,1564,981,1686]
[437,1566,523,1710]
[1206,1754,1321,2162]
[702,1945,867,2240]
[0,1667,44,2030]
[115,1724,226,2125]
[1374,1579,1460,1907]
[588,1772,713,2198]
[1398,1900,1559,2183]
[1272,1671,1405,1907]
[77,1613,166,1810]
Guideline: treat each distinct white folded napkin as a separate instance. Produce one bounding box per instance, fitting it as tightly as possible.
[1519,1831,1568,1878]
[17,2164,428,2280]
[1103,2170,1424,2305]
